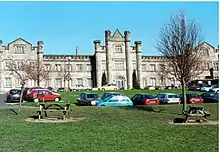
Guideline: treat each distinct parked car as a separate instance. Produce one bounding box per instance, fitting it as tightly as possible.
[209,84,219,93]
[77,93,100,106]
[101,92,122,100]
[27,89,61,102]
[200,85,212,92]
[210,93,219,103]
[144,86,155,90]
[155,93,180,104]
[98,84,119,91]
[200,92,217,103]
[57,88,66,92]
[97,95,133,107]
[131,93,160,105]
[47,86,55,92]
[195,83,208,91]
[70,85,91,91]
[179,93,204,104]
[22,87,42,101]
[6,89,21,103]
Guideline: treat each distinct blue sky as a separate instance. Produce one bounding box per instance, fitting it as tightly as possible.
[0,1,218,55]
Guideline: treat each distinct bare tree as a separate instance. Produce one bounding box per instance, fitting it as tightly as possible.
[24,61,51,87]
[157,63,169,87]
[156,11,204,113]
[6,60,30,113]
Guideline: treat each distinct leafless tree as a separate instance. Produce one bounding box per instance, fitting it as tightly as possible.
[156,11,204,113]
[24,61,51,87]
[157,63,169,87]
[6,60,30,113]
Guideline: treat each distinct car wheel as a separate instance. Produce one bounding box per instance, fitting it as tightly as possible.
[114,88,117,90]
[101,88,105,91]
[54,97,60,102]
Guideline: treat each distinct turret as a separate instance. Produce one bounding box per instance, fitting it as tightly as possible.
[105,30,112,84]
[37,41,44,62]
[93,40,101,51]
[135,41,142,88]
[124,31,132,89]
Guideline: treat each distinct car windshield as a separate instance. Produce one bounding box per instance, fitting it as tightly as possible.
[87,94,99,99]
[188,94,199,98]
[101,93,120,100]
[9,89,21,95]
[103,95,113,102]
[168,95,179,98]
[141,94,154,99]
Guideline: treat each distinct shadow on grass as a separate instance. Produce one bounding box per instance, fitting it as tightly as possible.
[121,106,183,115]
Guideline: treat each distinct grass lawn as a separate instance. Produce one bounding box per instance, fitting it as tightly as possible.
[0,102,218,152]
[58,89,202,104]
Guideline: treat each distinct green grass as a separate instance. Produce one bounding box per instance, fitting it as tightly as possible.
[0,103,218,152]
[58,89,201,104]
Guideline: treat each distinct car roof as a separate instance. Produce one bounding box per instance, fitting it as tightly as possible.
[105,92,120,94]
[158,93,178,95]
[110,96,130,100]
[82,92,98,95]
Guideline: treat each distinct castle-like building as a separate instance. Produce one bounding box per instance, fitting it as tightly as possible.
[0,29,219,93]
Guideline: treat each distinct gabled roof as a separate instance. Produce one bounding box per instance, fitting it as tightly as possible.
[197,42,215,49]
[112,29,124,39]
[8,38,32,46]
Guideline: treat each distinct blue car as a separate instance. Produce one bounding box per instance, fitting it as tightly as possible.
[97,95,133,107]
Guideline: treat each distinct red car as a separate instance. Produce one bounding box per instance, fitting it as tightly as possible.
[27,89,61,102]
[131,94,160,105]
[180,93,204,104]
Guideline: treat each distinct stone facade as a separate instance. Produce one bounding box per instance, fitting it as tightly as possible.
[0,29,219,93]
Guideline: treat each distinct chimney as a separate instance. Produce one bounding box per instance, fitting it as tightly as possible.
[76,46,79,56]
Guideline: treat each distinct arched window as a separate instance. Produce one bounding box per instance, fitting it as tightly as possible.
[115,45,122,53]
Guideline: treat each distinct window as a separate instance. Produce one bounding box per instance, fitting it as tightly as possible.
[114,60,124,70]
[76,64,83,71]
[16,79,20,87]
[213,62,219,71]
[132,61,136,70]
[142,77,147,87]
[44,64,51,71]
[150,78,156,86]
[115,45,122,53]
[5,77,12,87]
[86,64,91,71]
[17,61,24,70]
[142,64,146,71]
[101,60,106,70]
[45,79,51,87]
[87,78,92,87]
[65,64,72,71]
[202,49,209,56]
[149,64,156,71]
[55,64,61,71]
[55,78,62,87]
[14,45,25,54]
[77,78,83,85]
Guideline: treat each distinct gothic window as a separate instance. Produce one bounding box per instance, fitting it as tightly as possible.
[14,45,26,54]
[150,78,156,86]
[5,77,12,87]
[76,64,83,71]
[44,64,51,71]
[55,78,62,87]
[142,77,147,87]
[45,79,51,87]
[87,78,92,87]
[64,64,72,71]
[149,64,156,71]
[55,64,61,71]
[86,64,91,71]
[213,62,219,71]
[132,60,136,70]
[77,78,83,85]
[115,45,122,53]
[142,64,146,71]
[114,60,124,70]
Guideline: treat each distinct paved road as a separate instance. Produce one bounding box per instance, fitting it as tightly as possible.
[0,94,18,109]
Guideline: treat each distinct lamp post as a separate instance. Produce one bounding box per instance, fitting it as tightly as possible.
[65,56,71,104]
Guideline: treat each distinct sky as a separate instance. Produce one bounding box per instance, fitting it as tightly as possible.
[0,1,218,56]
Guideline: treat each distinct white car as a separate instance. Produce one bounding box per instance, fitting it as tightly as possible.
[209,84,219,93]
[201,85,213,92]
[70,85,91,91]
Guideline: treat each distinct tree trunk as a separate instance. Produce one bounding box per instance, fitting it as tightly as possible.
[19,84,25,113]
[37,75,40,87]
[181,80,187,114]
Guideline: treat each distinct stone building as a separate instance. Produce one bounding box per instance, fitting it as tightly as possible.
[0,29,219,93]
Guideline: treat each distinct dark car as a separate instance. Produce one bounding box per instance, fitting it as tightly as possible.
[195,84,208,91]
[57,88,65,92]
[131,94,160,105]
[179,93,204,104]
[77,93,100,106]
[6,89,22,103]
[201,93,219,103]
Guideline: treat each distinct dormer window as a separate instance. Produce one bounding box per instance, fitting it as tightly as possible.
[14,45,26,54]
[115,45,122,53]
